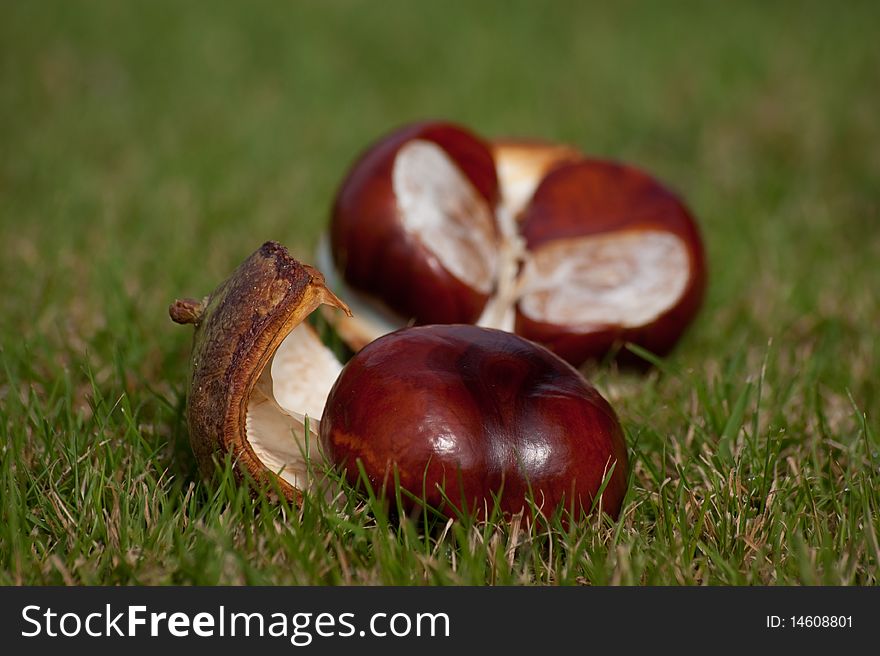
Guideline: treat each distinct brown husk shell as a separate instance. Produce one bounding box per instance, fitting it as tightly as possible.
[170,241,350,501]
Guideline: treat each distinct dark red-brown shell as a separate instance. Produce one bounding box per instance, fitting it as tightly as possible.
[331,121,499,325]
[514,159,707,364]
[320,324,629,519]
[327,121,707,368]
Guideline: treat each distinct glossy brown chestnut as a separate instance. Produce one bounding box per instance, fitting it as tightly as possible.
[325,121,706,368]
[514,158,707,365]
[330,121,500,326]
[320,324,629,519]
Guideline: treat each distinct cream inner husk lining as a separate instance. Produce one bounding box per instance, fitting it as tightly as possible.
[245,323,342,488]
[518,230,690,328]
[494,155,544,223]
[493,144,575,221]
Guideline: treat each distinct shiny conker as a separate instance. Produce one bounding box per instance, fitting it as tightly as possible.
[320,324,629,519]
[325,120,706,367]
[330,121,500,326]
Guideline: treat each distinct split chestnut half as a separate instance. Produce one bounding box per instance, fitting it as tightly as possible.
[321,121,706,365]
[170,242,628,519]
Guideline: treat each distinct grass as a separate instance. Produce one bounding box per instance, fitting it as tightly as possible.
[1,0,878,585]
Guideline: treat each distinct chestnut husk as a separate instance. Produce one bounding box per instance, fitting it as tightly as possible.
[170,241,349,501]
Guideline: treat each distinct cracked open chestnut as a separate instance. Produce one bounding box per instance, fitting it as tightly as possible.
[319,120,706,365]
[171,242,627,519]
[321,324,629,519]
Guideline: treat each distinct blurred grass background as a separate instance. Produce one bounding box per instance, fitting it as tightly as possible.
[0,0,878,584]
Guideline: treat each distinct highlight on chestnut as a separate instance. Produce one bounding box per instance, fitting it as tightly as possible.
[319,120,706,365]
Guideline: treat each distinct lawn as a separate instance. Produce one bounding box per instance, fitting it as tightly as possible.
[1,0,877,585]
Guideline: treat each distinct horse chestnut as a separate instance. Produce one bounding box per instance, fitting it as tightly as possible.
[172,243,628,521]
[323,121,706,366]
[330,121,500,327]
[320,324,629,519]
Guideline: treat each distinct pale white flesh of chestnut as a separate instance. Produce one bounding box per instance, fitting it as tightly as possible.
[517,230,690,328]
